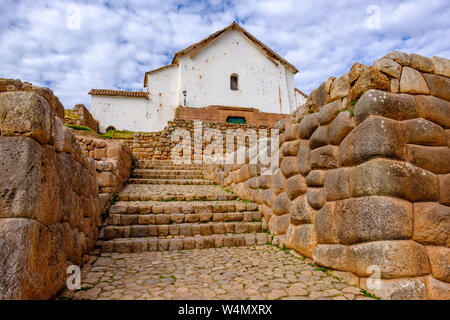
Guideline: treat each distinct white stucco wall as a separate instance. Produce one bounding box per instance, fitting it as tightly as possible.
[177,29,295,114]
[295,91,307,112]
[90,95,175,133]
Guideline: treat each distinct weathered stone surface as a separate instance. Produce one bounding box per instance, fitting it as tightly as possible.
[405,145,450,174]
[285,174,307,200]
[318,100,341,125]
[314,203,336,244]
[413,202,450,247]
[291,224,317,258]
[348,62,370,84]
[415,95,450,129]
[306,170,325,187]
[438,174,450,205]
[272,192,291,216]
[281,139,301,156]
[383,50,410,66]
[424,275,450,300]
[257,174,272,189]
[271,169,286,195]
[431,56,450,78]
[310,145,339,169]
[324,168,350,201]
[348,240,430,278]
[422,73,450,101]
[268,214,290,235]
[329,73,349,101]
[390,78,400,93]
[349,158,439,202]
[280,156,299,178]
[340,116,405,166]
[335,196,413,245]
[400,67,429,94]
[298,113,319,139]
[348,67,390,102]
[309,125,329,150]
[0,218,68,299]
[329,111,355,145]
[313,244,349,271]
[373,58,402,79]
[284,123,300,141]
[409,54,434,73]
[426,246,450,282]
[306,188,326,210]
[402,118,447,146]
[97,171,118,187]
[360,277,427,300]
[0,91,55,145]
[289,194,315,225]
[296,140,311,175]
[354,90,418,124]
[308,82,328,112]
[54,117,64,152]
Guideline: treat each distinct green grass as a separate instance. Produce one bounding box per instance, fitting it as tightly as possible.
[64,124,95,132]
[308,108,315,114]
[100,130,136,139]
[347,99,359,106]
[109,194,119,206]
[360,288,380,300]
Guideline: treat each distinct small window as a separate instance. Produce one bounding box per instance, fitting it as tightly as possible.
[226,116,246,124]
[230,74,238,91]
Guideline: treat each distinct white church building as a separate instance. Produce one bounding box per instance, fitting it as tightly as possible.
[89,22,306,133]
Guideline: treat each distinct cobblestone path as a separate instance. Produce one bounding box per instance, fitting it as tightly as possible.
[59,160,372,300]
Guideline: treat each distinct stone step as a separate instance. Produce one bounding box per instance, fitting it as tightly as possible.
[133,169,204,175]
[118,184,237,201]
[127,178,214,185]
[108,211,262,226]
[136,164,205,170]
[131,173,204,179]
[101,233,271,253]
[110,200,258,215]
[103,221,264,240]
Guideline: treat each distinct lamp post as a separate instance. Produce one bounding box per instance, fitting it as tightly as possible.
[182,90,187,106]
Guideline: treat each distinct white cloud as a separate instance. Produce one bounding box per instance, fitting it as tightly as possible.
[0,0,448,109]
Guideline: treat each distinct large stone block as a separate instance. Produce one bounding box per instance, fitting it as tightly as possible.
[0,218,68,299]
[280,156,299,178]
[348,67,390,102]
[0,91,55,145]
[438,174,450,205]
[348,62,370,84]
[298,113,319,139]
[354,90,418,124]
[373,58,402,79]
[281,139,301,156]
[272,192,291,216]
[271,168,286,195]
[310,145,339,169]
[309,125,329,150]
[291,224,317,258]
[340,116,405,166]
[424,275,450,300]
[431,56,450,78]
[306,170,325,187]
[415,95,450,128]
[268,214,290,235]
[405,145,450,174]
[409,54,434,73]
[290,194,315,225]
[422,73,450,102]
[324,168,350,201]
[284,123,300,141]
[329,73,349,101]
[296,140,311,175]
[349,158,439,202]
[360,277,427,300]
[329,110,355,145]
[317,100,341,125]
[348,240,430,278]
[383,51,410,66]
[402,118,447,146]
[313,244,349,271]
[413,202,450,247]
[400,67,429,94]
[308,82,328,111]
[285,174,307,200]
[306,188,326,210]
[426,246,450,282]
[257,174,272,189]
[314,202,336,244]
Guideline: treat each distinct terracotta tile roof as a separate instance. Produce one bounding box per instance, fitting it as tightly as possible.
[88,89,149,99]
[295,88,308,98]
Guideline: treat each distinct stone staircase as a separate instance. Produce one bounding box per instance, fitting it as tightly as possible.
[100,160,271,253]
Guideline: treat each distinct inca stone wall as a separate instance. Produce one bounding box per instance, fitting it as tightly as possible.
[204,52,450,300]
[65,104,100,133]
[0,89,132,299]
[124,118,271,161]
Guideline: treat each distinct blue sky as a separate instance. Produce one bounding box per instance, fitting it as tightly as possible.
[0,0,449,108]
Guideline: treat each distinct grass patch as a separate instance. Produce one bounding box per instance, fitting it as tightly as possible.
[64,124,95,132]
[64,109,80,120]
[109,194,119,206]
[347,99,359,106]
[360,288,380,300]
[308,108,314,114]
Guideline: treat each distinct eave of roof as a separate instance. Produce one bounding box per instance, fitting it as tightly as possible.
[143,63,178,87]
[88,89,149,99]
[295,88,308,98]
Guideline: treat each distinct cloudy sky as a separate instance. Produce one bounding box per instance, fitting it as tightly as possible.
[0,0,449,108]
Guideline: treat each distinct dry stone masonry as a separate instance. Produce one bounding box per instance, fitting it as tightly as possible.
[204,52,450,300]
